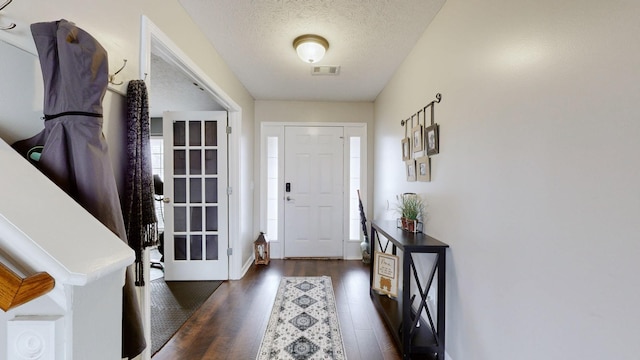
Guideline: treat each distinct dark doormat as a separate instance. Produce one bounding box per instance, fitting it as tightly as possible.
[150,278,223,355]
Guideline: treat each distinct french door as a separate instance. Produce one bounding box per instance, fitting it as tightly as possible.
[283,126,344,257]
[162,111,229,280]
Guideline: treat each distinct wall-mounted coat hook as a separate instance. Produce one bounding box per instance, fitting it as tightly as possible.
[0,0,16,30]
[108,59,127,85]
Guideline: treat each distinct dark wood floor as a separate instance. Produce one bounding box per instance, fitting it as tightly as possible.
[152,259,401,360]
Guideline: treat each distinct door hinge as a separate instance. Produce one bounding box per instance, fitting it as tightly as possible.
[227,248,233,256]
[227,187,233,195]
[226,126,232,134]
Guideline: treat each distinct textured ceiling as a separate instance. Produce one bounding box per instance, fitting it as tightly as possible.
[149,53,224,118]
[178,0,446,102]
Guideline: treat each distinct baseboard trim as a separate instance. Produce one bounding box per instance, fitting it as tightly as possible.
[237,255,254,280]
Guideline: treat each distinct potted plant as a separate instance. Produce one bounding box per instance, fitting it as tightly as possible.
[396,193,425,233]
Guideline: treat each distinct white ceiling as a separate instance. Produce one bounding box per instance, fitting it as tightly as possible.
[149,53,224,118]
[177,0,446,102]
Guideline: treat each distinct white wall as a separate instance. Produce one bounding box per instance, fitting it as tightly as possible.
[256,100,373,125]
[373,0,640,359]
[143,1,256,279]
[0,42,43,143]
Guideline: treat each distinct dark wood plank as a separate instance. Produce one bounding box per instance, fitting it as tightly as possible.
[152,259,401,360]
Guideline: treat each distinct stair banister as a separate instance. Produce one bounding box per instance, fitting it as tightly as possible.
[0,262,55,312]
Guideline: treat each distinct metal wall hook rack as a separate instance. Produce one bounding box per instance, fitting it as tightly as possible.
[400,93,442,127]
[108,59,127,85]
[399,92,442,171]
[0,0,16,30]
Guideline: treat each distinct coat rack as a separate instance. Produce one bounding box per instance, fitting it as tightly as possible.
[0,0,16,30]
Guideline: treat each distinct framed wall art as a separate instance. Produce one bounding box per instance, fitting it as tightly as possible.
[412,124,423,152]
[416,156,430,182]
[398,93,442,180]
[425,123,439,156]
[406,159,416,182]
[401,137,411,161]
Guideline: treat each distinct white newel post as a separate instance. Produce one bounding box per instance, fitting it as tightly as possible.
[7,316,64,360]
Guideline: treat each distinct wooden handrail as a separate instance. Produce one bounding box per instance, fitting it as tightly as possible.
[0,262,55,312]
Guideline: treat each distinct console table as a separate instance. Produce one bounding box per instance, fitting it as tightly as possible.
[369,220,449,360]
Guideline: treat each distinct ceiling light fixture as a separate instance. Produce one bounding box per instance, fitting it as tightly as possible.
[293,34,329,64]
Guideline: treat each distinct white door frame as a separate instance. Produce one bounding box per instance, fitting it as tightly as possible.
[260,122,368,260]
[140,16,242,278]
[139,16,242,360]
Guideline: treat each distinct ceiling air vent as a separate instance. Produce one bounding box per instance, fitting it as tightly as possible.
[311,65,341,76]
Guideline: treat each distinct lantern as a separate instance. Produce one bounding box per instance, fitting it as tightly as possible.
[254,232,270,265]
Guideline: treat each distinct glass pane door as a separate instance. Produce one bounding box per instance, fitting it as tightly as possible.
[163,111,228,280]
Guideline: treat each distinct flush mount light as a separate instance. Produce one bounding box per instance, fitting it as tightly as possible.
[293,34,329,64]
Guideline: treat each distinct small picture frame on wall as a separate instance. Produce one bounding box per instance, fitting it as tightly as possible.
[416,156,430,182]
[401,137,411,161]
[425,123,439,156]
[411,125,423,152]
[406,159,416,182]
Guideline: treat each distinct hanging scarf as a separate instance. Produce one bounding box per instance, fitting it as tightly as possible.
[124,79,158,286]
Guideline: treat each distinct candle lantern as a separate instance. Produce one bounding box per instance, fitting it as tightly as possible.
[254,232,270,265]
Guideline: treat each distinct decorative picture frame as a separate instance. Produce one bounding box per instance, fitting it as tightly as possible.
[401,137,411,161]
[411,125,423,152]
[372,251,399,298]
[406,159,416,182]
[416,156,430,182]
[425,123,439,156]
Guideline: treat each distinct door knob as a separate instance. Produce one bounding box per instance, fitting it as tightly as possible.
[286,196,294,201]
[162,197,171,203]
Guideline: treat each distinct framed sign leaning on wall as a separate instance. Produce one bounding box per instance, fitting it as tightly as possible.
[372,251,399,297]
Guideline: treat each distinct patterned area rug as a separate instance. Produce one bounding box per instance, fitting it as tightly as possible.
[257,276,346,360]
[150,278,222,355]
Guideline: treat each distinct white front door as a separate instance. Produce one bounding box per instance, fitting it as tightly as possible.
[284,126,344,257]
[162,111,229,280]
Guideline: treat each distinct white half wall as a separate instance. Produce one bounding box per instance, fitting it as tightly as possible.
[373,1,640,359]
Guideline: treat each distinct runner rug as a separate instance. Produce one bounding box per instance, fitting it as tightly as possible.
[257,276,346,360]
